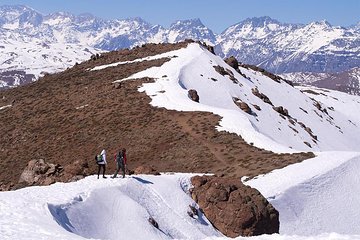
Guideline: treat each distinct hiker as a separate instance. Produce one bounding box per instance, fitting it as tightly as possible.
[112,148,127,178]
[96,149,107,179]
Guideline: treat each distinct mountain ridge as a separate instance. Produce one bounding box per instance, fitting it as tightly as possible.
[1,4,360,94]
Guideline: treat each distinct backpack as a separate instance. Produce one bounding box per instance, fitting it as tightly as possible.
[95,154,103,163]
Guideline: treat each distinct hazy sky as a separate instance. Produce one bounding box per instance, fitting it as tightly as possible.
[1,0,359,33]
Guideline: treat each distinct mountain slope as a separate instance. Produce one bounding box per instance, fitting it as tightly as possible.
[0,41,314,190]
[113,43,360,152]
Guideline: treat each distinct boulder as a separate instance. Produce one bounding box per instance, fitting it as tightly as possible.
[190,175,279,237]
[273,106,289,116]
[237,102,252,114]
[19,159,63,185]
[225,56,239,70]
[188,89,200,103]
[134,165,160,175]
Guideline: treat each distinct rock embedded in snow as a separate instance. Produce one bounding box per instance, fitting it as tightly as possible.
[224,56,239,70]
[188,89,200,102]
[190,175,279,237]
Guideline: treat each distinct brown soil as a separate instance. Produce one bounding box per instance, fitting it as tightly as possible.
[0,41,314,190]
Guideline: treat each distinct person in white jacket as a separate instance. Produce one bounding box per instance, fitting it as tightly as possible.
[97,149,107,179]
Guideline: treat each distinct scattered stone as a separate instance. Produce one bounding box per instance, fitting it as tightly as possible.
[188,89,199,102]
[190,175,279,237]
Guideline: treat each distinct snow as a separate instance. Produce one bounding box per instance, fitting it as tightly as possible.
[0,104,12,110]
[2,171,360,240]
[0,173,222,240]
[246,151,360,236]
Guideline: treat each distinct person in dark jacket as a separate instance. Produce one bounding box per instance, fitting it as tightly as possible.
[111,148,127,178]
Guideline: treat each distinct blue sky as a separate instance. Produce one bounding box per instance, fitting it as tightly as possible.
[1,0,359,33]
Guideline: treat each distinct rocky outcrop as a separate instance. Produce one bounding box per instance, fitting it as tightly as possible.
[225,56,239,70]
[18,159,89,188]
[19,159,64,186]
[190,175,279,237]
[188,89,200,102]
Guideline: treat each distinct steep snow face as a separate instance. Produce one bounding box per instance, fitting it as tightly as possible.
[108,43,360,153]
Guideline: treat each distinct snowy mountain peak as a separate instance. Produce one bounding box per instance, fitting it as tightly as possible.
[168,18,216,44]
[0,4,43,28]
[170,18,204,28]
[241,16,282,27]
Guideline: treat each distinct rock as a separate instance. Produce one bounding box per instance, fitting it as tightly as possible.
[188,89,199,103]
[252,88,273,106]
[114,82,122,89]
[237,102,252,114]
[148,217,159,229]
[213,65,227,76]
[133,165,160,175]
[253,104,261,111]
[225,56,239,70]
[273,106,289,116]
[19,159,63,185]
[190,175,279,237]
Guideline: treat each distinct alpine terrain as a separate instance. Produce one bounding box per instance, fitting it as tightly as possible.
[1,5,360,95]
[1,40,360,239]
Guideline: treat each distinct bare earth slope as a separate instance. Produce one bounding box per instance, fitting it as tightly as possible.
[0,42,313,189]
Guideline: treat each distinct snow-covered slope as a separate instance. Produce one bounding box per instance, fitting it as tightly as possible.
[106,43,360,153]
[0,173,222,240]
[2,172,360,240]
[247,151,360,236]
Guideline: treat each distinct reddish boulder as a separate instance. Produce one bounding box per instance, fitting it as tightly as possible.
[190,175,279,237]
[19,159,64,186]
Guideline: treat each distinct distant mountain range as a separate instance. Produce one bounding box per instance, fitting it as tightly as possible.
[1,5,360,93]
